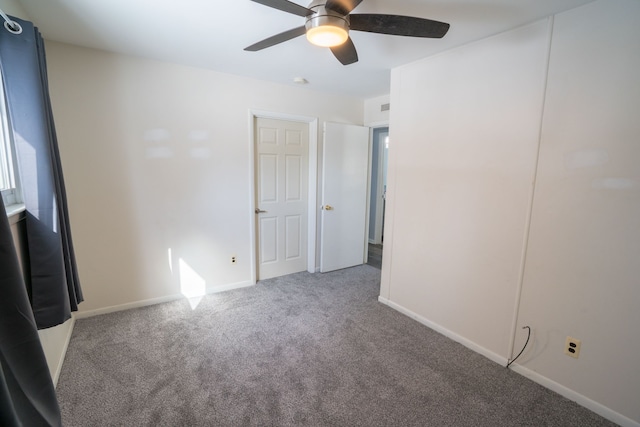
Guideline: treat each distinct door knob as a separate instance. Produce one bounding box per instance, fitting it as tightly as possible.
[255,208,267,214]
[323,205,334,211]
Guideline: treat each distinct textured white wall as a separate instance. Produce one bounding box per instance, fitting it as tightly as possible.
[514,1,640,424]
[45,41,363,313]
[383,19,550,358]
[383,1,640,425]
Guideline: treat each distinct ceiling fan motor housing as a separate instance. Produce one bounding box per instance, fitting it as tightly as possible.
[305,1,350,35]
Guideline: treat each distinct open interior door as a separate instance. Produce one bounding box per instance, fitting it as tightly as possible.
[320,122,370,273]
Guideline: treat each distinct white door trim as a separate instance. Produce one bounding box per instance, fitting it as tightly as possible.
[371,126,389,245]
[367,124,389,245]
[248,109,318,284]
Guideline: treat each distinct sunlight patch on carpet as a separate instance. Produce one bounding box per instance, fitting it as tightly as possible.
[178,258,205,309]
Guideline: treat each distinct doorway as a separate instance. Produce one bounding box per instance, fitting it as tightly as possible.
[367,127,389,269]
[250,113,373,281]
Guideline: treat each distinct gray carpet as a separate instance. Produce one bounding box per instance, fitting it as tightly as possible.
[56,265,615,426]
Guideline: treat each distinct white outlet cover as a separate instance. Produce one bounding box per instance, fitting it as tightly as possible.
[564,336,582,359]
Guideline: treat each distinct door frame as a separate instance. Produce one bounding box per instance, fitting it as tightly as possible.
[248,109,319,284]
[369,126,389,245]
[365,121,389,247]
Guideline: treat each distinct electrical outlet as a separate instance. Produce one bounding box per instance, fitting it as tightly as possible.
[564,336,581,359]
[231,256,237,264]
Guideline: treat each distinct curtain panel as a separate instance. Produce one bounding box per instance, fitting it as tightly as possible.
[0,200,62,426]
[0,16,82,329]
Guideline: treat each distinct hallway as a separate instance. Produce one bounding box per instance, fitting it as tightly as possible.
[367,243,382,269]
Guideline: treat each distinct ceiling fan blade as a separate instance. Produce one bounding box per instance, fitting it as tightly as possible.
[249,0,315,17]
[330,37,358,65]
[349,14,450,38]
[244,26,307,51]
[324,0,363,15]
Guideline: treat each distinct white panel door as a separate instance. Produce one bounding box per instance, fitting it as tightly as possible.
[320,122,370,273]
[255,118,309,280]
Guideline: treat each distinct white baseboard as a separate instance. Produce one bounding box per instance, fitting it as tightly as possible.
[378,296,507,366]
[74,294,184,319]
[208,280,254,294]
[377,296,639,427]
[510,364,640,427]
[75,280,255,319]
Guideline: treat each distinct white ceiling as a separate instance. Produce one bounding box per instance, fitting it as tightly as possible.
[16,0,594,98]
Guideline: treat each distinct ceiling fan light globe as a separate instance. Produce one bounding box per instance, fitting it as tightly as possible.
[306,25,349,47]
[305,12,350,48]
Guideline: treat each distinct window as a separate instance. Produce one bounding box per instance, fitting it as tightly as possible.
[0,69,21,208]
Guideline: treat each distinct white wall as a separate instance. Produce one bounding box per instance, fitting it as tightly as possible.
[383,19,551,358]
[382,1,640,425]
[364,94,390,127]
[514,0,640,423]
[37,317,74,386]
[0,0,28,19]
[45,41,363,313]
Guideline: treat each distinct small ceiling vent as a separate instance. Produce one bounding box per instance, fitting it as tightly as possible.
[381,103,390,112]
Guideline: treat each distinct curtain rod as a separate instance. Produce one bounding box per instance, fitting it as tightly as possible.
[0,7,22,35]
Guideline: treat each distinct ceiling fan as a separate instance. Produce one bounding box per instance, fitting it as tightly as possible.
[244,0,450,65]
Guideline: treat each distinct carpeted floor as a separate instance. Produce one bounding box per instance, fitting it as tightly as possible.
[56,265,615,426]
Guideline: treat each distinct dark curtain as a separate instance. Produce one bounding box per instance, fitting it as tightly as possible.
[0,200,62,426]
[0,16,82,329]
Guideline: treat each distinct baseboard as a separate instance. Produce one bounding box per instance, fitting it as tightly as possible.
[207,280,254,294]
[52,316,75,388]
[510,364,640,427]
[378,296,639,427]
[75,280,255,319]
[74,294,184,319]
[378,296,507,366]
